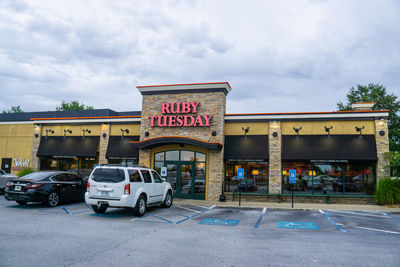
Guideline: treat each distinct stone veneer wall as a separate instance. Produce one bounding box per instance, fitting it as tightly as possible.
[269,121,282,193]
[31,125,42,171]
[375,119,390,179]
[138,92,226,201]
[99,124,110,165]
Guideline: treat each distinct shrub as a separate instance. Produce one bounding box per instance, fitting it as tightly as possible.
[375,177,400,205]
[17,168,34,178]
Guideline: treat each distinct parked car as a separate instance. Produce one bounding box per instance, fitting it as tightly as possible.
[0,169,18,193]
[85,165,173,216]
[4,171,86,207]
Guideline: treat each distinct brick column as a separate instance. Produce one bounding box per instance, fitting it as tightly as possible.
[208,150,224,201]
[99,124,110,165]
[269,121,282,193]
[138,149,151,168]
[375,119,390,179]
[31,125,42,171]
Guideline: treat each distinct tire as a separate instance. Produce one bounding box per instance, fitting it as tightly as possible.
[46,192,60,207]
[133,195,146,217]
[162,191,173,208]
[16,200,27,205]
[92,205,107,214]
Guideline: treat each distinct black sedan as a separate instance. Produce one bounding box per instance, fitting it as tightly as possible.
[4,171,86,207]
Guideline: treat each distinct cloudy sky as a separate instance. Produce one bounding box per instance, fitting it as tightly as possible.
[0,0,399,114]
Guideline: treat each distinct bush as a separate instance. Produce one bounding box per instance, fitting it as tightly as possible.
[17,168,34,178]
[375,177,400,205]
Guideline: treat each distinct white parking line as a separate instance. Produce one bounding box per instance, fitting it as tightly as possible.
[352,226,400,235]
[326,210,389,218]
[176,206,202,213]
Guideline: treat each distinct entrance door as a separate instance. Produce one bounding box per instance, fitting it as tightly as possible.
[1,158,12,173]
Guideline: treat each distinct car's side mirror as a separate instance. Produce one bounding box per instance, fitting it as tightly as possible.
[161,177,166,182]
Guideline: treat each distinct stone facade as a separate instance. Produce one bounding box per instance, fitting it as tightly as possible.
[268,121,282,193]
[98,124,110,165]
[375,119,390,179]
[31,125,42,171]
[139,91,226,201]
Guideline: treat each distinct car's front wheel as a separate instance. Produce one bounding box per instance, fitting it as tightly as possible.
[162,191,173,208]
[92,205,107,214]
[46,192,60,207]
[133,195,146,216]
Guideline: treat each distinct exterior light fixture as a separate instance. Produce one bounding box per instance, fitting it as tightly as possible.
[272,132,278,138]
[45,129,55,139]
[121,128,129,138]
[324,126,333,137]
[293,127,302,138]
[145,131,150,137]
[379,130,385,136]
[82,129,91,139]
[212,131,217,137]
[102,133,107,138]
[63,129,72,139]
[34,133,39,138]
[355,126,365,136]
[242,127,249,139]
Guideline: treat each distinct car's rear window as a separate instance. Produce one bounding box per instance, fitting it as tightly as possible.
[20,172,52,181]
[91,168,125,183]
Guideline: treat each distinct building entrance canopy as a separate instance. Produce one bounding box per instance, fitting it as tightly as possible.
[130,136,223,150]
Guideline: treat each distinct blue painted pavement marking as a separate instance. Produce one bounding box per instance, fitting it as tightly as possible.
[199,218,240,226]
[254,207,267,229]
[176,205,216,224]
[61,206,70,214]
[151,214,174,224]
[385,212,400,222]
[277,221,319,230]
[319,209,345,232]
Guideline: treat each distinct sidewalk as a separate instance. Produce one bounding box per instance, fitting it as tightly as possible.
[174,198,400,212]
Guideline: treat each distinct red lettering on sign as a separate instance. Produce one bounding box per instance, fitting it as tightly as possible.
[176,115,184,126]
[203,115,212,126]
[168,116,176,126]
[191,102,200,113]
[149,116,156,126]
[182,102,191,113]
[193,115,204,126]
[170,103,180,114]
[157,116,168,126]
[161,103,170,114]
[184,115,194,126]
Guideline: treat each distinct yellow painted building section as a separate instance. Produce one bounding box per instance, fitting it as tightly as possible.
[42,125,100,136]
[0,124,34,174]
[224,122,269,135]
[281,121,375,135]
[110,124,140,136]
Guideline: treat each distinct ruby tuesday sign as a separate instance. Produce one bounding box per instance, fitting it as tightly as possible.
[149,102,212,127]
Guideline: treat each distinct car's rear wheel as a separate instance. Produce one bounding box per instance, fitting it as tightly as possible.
[46,192,60,207]
[92,205,107,214]
[162,191,173,208]
[133,195,146,216]
[16,200,27,205]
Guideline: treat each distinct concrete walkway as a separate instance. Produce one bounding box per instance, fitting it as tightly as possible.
[174,198,400,212]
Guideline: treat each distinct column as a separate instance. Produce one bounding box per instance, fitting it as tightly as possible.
[31,125,42,171]
[99,124,110,165]
[375,119,390,180]
[269,121,282,194]
[138,149,151,168]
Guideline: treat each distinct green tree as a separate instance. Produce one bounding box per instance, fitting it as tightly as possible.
[56,101,94,111]
[337,83,400,151]
[2,105,23,113]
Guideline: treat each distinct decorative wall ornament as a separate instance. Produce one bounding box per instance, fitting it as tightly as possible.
[14,158,30,168]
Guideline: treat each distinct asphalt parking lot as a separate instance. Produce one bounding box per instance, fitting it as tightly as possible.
[1,196,400,266]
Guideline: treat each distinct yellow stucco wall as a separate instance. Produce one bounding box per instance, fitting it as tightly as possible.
[0,124,34,174]
[42,125,100,136]
[224,122,269,135]
[110,124,140,136]
[281,120,375,135]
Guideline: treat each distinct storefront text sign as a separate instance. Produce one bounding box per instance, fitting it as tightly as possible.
[149,102,212,127]
[14,158,30,168]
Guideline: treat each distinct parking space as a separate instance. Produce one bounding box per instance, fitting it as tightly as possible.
[320,209,400,235]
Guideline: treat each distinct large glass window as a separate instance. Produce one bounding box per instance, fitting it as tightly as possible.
[224,161,269,193]
[40,156,98,180]
[282,161,376,195]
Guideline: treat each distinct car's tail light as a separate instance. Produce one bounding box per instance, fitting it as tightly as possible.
[6,182,12,188]
[26,183,43,189]
[87,182,90,192]
[124,184,130,195]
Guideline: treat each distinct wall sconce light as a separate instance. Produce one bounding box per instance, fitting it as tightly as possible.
[293,127,302,137]
[212,131,217,137]
[355,126,365,136]
[324,126,333,137]
[145,131,150,137]
[121,128,129,138]
[102,133,107,138]
[34,133,39,138]
[82,129,91,139]
[45,129,55,139]
[63,129,72,139]
[242,127,249,139]
[379,130,385,136]
[272,132,278,138]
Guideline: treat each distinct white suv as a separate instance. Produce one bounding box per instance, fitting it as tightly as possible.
[85,165,173,216]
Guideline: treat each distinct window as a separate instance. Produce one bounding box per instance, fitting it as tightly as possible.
[141,170,152,183]
[91,168,125,183]
[68,174,82,182]
[152,171,162,183]
[224,161,269,193]
[53,174,68,182]
[128,170,142,182]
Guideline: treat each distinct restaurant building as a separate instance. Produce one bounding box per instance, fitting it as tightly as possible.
[0,82,390,203]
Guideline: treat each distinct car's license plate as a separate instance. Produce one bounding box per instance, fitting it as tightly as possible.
[98,201,108,205]
[14,186,21,191]
[102,191,108,196]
